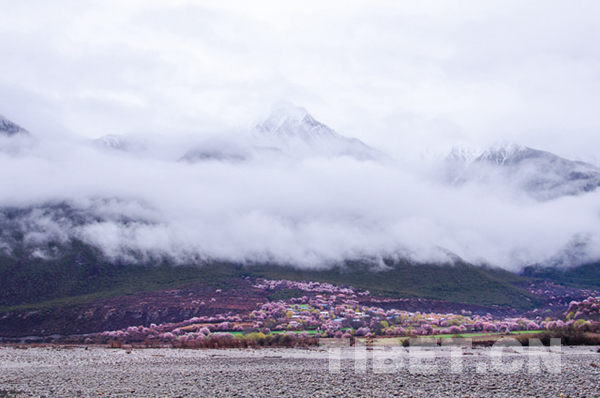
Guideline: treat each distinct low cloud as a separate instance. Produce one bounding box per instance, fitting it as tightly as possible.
[1,130,600,272]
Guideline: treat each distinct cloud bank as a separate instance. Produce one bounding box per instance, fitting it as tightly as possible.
[1,128,600,272]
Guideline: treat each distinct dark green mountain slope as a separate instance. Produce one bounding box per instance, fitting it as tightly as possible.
[0,239,537,311]
[521,262,600,289]
[244,260,535,309]
[0,240,238,310]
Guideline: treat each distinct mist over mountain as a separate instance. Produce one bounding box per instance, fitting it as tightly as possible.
[0,115,29,137]
[94,103,384,164]
[0,115,34,156]
[178,102,385,163]
[94,135,147,153]
[250,101,386,161]
[1,108,600,272]
[440,142,600,201]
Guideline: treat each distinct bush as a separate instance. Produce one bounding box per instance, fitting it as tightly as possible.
[171,331,320,349]
[515,330,600,346]
[109,340,122,348]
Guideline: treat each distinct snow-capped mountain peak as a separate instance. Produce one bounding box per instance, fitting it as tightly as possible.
[94,102,385,163]
[439,141,600,200]
[478,141,527,165]
[443,146,483,164]
[247,101,387,161]
[253,101,340,141]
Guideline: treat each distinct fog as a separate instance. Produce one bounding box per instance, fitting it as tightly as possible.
[1,129,600,272]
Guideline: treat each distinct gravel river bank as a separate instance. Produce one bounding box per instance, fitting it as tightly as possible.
[1,345,599,397]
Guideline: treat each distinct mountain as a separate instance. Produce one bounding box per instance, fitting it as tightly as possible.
[0,231,536,311]
[94,102,384,163]
[245,259,535,309]
[521,261,600,290]
[443,142,600,200]
[178,139,285,163]
[179,140,250,162]
[93,134,148,153]
[180,102,385,163]
[0,115,29,136]
[254,101,341,141]
[95,134,127,150]
[0,202,537,311]
[251,101,385,161]
[439,146,483,184]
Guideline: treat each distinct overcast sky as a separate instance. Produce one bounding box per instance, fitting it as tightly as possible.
[1,1,600,160]
[2,1,600,270]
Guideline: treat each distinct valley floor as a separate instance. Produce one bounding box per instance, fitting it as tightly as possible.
[1,345,599,397]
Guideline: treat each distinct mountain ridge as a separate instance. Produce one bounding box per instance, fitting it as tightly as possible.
[441,142,600,200]
[93,103,386,162]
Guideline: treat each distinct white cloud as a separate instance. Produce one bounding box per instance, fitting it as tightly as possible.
[1,1,600,270]
[1,130,600,271]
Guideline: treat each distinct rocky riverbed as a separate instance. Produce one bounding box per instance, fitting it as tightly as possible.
[1,345,599,397]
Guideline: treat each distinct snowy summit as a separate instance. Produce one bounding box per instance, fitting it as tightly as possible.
[253,101,341,142]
